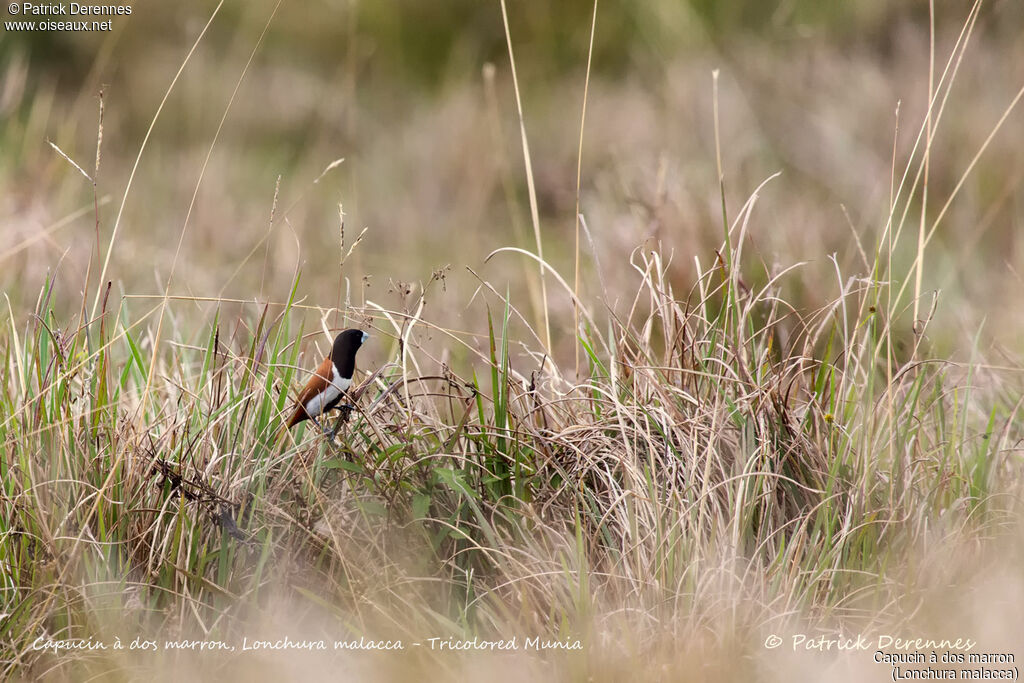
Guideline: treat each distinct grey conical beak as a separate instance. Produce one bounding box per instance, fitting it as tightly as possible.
[361,331,370,344]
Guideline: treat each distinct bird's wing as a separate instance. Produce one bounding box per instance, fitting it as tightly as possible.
[287,356,334,427]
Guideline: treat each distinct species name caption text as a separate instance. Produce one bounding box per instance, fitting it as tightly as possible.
[763,633,1018,680]
[4,3,131,33]
[31,635,585,655]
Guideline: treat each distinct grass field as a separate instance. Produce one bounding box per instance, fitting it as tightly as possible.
[2,1,1024,680]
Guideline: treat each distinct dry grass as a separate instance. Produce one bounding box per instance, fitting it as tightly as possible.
[2,2,1024,681]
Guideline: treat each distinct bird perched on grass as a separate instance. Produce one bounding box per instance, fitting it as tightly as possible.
[286,328,369,437]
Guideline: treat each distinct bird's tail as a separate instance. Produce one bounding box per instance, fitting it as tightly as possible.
[273,413,296,448]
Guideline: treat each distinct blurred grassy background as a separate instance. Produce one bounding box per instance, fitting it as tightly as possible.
[3,0,1023,366]
[4,3,1024,680]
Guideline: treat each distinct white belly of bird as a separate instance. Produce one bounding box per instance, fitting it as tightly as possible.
[303,367,352,418]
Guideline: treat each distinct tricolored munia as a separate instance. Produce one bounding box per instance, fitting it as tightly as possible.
[286,328,369,436]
